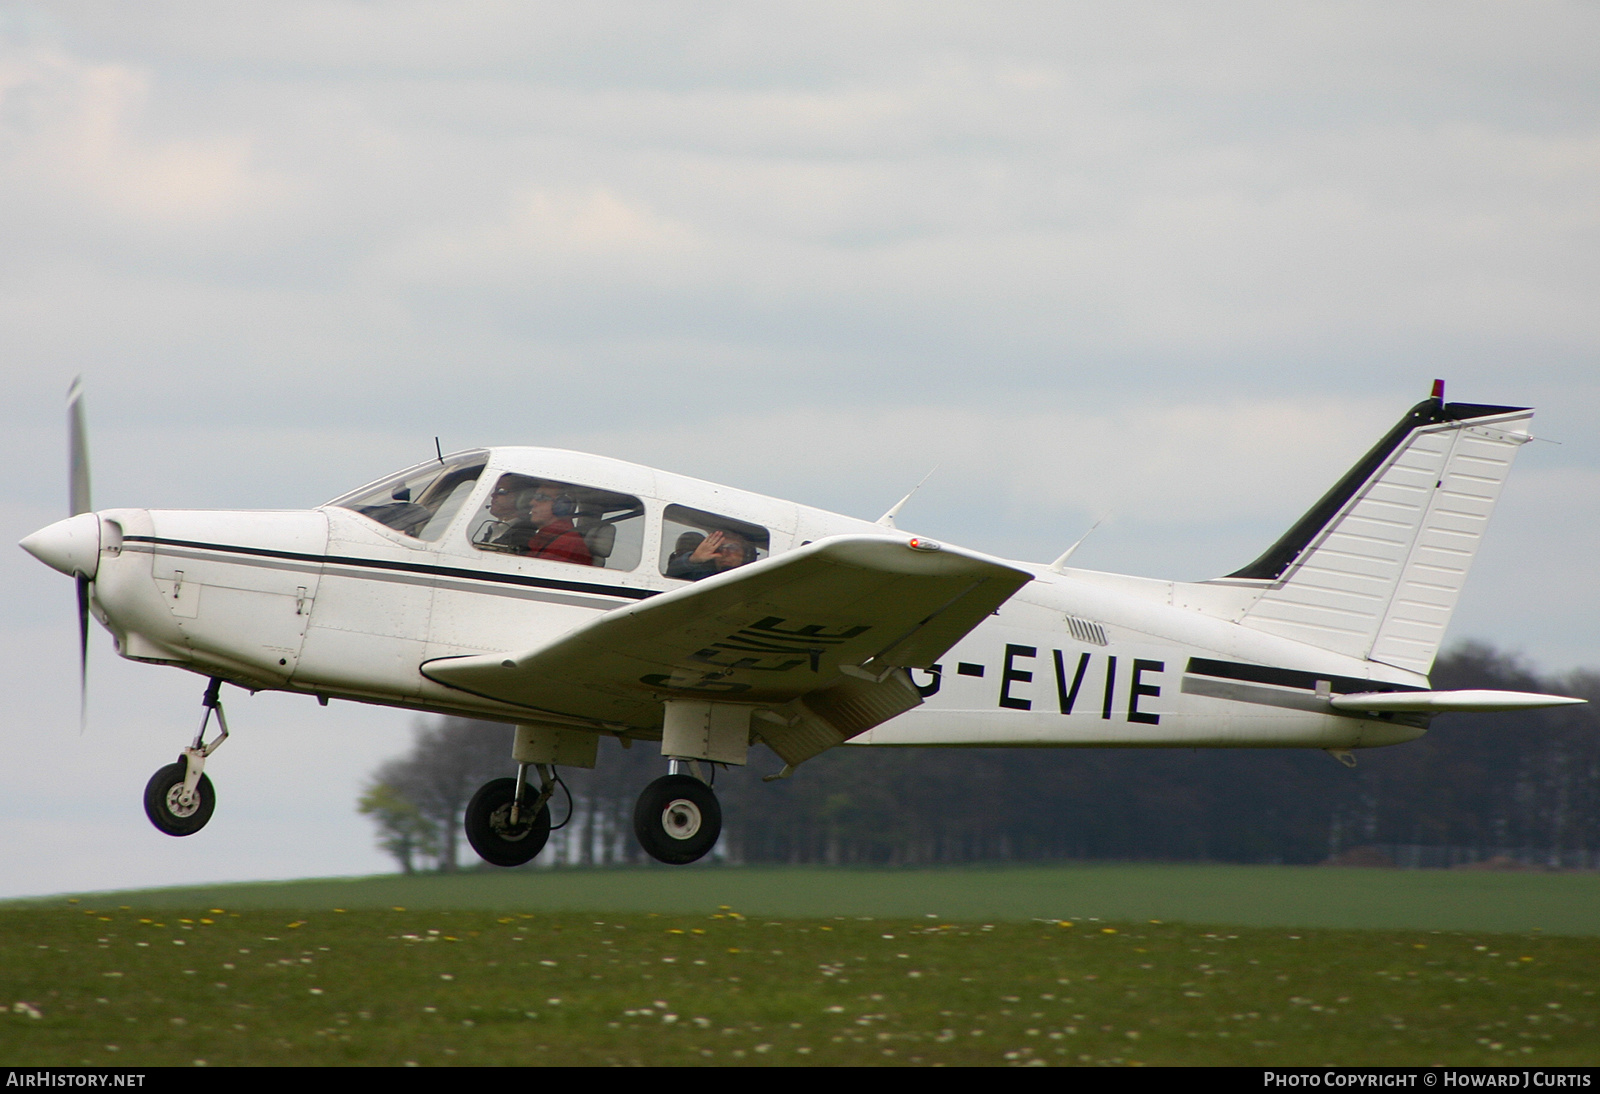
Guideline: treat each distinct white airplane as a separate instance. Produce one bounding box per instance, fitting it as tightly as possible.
[20,380,1584,867]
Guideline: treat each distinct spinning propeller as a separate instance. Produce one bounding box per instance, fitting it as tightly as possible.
[69,377,92,725]
[19,376,98,728]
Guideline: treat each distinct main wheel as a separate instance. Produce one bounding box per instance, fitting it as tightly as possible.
[464,777,551,867]
[143,761,215,837]
[633,774,721,865]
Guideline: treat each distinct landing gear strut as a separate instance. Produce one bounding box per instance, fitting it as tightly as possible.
[464,763,554,867]
[633,760,722,865]
[143,677,229,837]
[464,724,595,868]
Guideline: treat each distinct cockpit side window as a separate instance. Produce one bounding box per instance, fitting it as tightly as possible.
[329,455,486,541]
[660,504,769,581]
[468,473,644,571]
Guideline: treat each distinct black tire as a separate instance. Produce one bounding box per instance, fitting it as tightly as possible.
[143,760,215,837]
[633,774,721,865]
[464,777,551,867]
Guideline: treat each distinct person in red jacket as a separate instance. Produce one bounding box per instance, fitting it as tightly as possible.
[522,482,592,565]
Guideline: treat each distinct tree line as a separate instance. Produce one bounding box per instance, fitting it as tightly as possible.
[359,643,1599,872]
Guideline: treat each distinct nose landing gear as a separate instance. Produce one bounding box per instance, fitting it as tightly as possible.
[143,762,215,836]
[144,678,229,837]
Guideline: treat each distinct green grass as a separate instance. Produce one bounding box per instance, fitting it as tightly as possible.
[2,900,1596,1067]
[7,866,1597,1066]
[22,863,1600,936]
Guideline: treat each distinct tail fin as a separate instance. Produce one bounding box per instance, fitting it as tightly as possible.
[1221,389,1533,675]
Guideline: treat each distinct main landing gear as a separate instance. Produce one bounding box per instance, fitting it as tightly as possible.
[464,764,554,867]
[462,755,725,868]
[144,678,229,837]
[629,699,743,865]
[633,762,722,865]
[462,709,740,868]
[465,724,590,868]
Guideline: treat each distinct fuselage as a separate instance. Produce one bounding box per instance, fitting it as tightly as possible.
[75,446,1429,754]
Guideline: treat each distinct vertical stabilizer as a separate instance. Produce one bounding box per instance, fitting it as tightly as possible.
[1222,395,1533,675]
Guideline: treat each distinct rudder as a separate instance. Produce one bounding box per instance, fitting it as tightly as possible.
[1219,390,1533,675]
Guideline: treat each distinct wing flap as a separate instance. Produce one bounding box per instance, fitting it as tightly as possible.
[420,534,1032,725]
[757,669,927,767]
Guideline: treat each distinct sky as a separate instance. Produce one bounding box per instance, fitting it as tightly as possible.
[2,1,1596,899]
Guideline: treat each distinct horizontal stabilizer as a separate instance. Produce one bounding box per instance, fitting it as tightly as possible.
[1329,690,1587,713]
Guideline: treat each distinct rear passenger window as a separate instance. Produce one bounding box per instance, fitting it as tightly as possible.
[660,504,769,581]
[470,474,644,571]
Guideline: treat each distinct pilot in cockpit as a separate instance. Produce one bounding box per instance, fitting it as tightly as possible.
[484,474,538,552]
[520,481,592,565]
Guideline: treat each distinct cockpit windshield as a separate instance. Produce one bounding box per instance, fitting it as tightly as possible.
[328,453,487,541]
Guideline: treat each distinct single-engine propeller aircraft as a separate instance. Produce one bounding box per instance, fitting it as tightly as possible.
[21,379,1585,866]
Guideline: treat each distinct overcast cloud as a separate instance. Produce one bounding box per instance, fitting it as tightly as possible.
[2,2,1596,898]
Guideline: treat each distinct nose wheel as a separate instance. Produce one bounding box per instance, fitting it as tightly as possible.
[633,773,721,864]
[144,678,229,837]
[143,761,216,836]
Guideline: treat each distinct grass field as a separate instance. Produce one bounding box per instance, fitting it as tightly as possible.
[3,902,1597,1067]
[26,863,1600,936]
[3,866,1597,1067]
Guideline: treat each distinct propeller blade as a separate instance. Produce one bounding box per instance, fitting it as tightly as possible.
[76,573,90,731]
[68,377,92,729]
[68,375,90,517]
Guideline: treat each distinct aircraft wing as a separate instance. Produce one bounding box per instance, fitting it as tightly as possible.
[420,534,1032,756]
